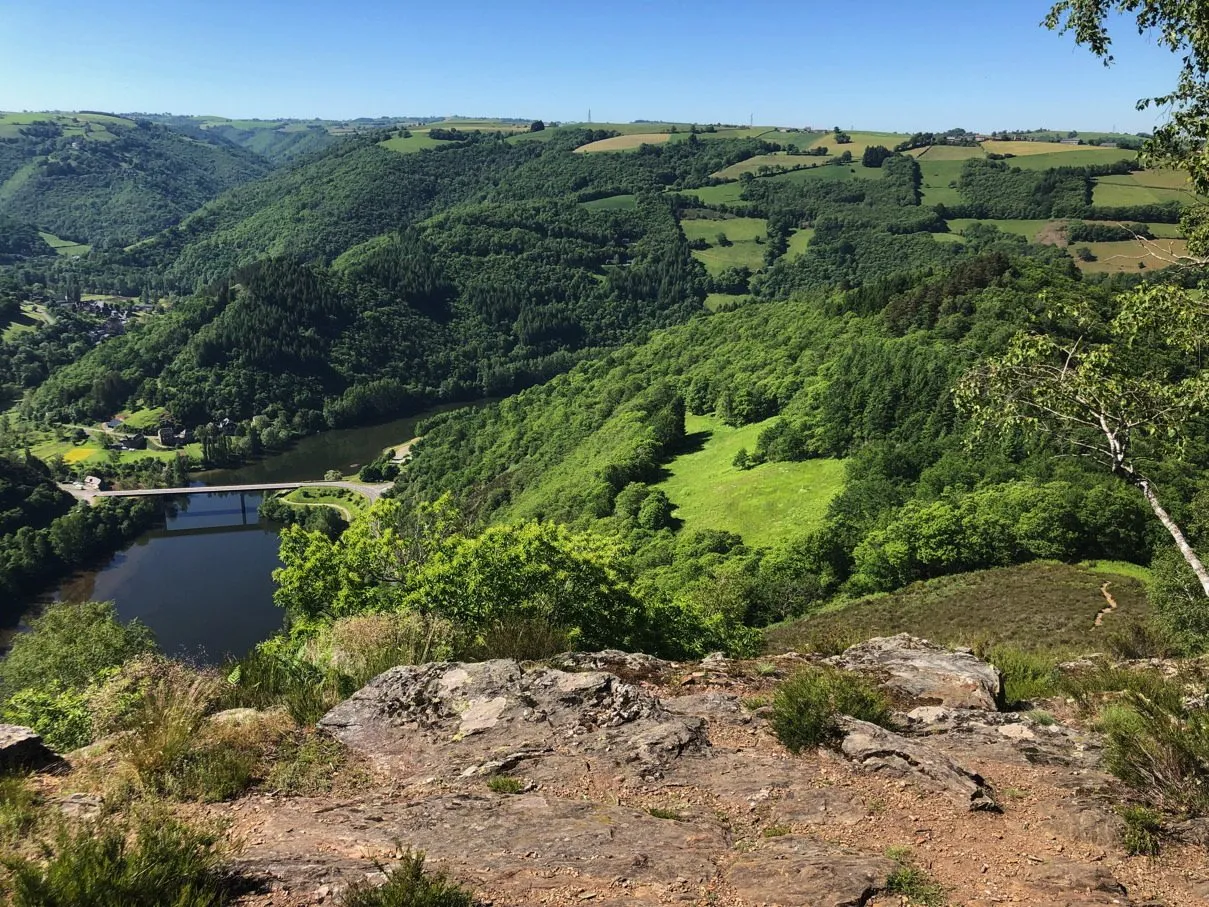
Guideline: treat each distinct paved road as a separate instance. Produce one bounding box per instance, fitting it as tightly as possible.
[61,480,391,504]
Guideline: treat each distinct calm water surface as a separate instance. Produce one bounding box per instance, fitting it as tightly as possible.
[48,493,284,662]
[16,402,490,661]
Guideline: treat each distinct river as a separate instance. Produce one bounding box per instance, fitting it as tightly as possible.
[21,402,487,661]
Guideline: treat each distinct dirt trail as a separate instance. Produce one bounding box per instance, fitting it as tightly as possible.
[1094,581,1118,627]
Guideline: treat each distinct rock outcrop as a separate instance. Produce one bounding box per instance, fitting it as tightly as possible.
[0,724,60,773]
[830,634,1005,710]
[318,659,707,782]
[838,717,999,811]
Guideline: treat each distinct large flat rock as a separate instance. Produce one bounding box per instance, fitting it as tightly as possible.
[830,634,1005,710]
[0,724,60,773]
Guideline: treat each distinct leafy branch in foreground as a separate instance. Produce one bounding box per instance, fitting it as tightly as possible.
[958,284,1209,596]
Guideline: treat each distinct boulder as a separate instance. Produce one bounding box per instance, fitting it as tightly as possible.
[0,724,60,773]
[319,659,707,783]
[839,718,999,811]
[830,635,1004,710]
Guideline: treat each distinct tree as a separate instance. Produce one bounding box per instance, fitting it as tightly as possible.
[958,285,1209,595]
[1045,1,1209,195]
[862,145,892,168]
[529,120,545,133]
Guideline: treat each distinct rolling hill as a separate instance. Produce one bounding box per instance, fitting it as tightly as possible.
[0,112,272,247]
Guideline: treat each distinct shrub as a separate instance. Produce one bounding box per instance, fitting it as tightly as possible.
[1098,696,1209,815]
[461,615,571,662]
[989,647,1058,707]
[1149,548,1209,653]
[2,683,94,752]
[340,852,473,907]
[883,847,946,905]
[0,775,40,846]
[770,666,892,753]
[1061,663,1186,714]
[223,647,346,726]
[647,806,684,820]
[762,824,791,837]
[1,813,238,907]
[0,601,154,700]
[267,731,350,796]
[1119,804,1162,856]
[486,776,523,794]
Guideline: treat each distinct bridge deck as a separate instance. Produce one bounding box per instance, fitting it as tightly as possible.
[95,482,307,497]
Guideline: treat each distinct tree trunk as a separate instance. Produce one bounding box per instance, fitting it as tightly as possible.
[1138,479,1209,597]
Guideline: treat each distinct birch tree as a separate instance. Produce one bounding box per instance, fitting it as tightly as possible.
[958,285,1209,594]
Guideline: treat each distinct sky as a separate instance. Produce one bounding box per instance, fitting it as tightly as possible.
[0,0,1183,132]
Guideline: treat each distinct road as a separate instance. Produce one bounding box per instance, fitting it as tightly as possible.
[60,480,391,505]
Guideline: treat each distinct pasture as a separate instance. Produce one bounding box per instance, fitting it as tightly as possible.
[682,182,747,205]
[1000,148,1137,170]
[908,144,985,161]
[946,218,1055,241]
[379,133,446,154]
[982,140,1114,156]
[655,414,845,548]
[682,216,767,274]
[2,303,51,341]
[575,133,672,153]
[786,227,815,257]
[1093,171,1196,206]
[1074,238,1190,274]
[39,232,91,256]
[713,153,817,179]
[580,194,638,211]
[805,130,911,157]
[765,561,1150,654]
[704,293,748,311]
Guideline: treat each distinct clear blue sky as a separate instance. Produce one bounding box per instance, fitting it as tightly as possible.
[0,0,1180,132]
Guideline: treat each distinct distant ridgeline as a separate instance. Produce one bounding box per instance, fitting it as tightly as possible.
[0,119,1200,476]
[0,113,271,248]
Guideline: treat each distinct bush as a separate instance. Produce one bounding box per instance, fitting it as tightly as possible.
[0,601,154,700]
[486,776,523,794]
[268,731,351,796]
[1,813,238,907]
[1119,804,1162,856]
[340,852,473,907]
[1060,663,1186,714]
[1,683,94,752]
[770,666,892,753]
[1098,696,1209,816]
[988,647,1059,707]
[1149,549,1209,653]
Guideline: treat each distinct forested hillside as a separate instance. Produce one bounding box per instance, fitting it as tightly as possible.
[0,113,271,247]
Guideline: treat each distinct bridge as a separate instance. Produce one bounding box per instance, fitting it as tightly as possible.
[61,480,392,504]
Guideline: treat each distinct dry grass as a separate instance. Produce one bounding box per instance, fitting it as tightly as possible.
[574,133,671,153]
[1075,238,1190,274]
[982,140,1104,156]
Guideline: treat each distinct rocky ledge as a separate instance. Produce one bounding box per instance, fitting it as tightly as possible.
[84,634,1196,906]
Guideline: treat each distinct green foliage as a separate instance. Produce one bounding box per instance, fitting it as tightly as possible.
[0,776,40,847]
[486,776,524,794]
[1149,548,1209,652]
[1097,696,1209,815]
[339,852,473,907]
[0,601,155,701]
[1,683,94,752]
[883,850,947,906]
[0,812,238,907]
[646,806,684,820]
[1119,804,1163,856]
[267,731,350,796]
[0,116,270,247]
[989,647,1060,707]
[770,666,892,753]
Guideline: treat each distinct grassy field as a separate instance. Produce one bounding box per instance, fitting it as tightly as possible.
[713,153,826,179]
[281,486,369,520]
[38,232,91,256]
[1093,171,1197,206]
[982,140,1123,157]
[909,144,985,161]
[946,218,1055,240]
[1004,148,1138,170]
[575,133,672,153]
[765,561,1150,654]
[805,131,911,157]
[683,182,746,205]
[654,414,845,548]
[1074,238,1190,273]
[2,303,51,341]
[379,133,446,154]
[786,227,815,257]
[682,217,768,274]
[580,194,638,211]
[0,111,130,140]
[32,432,202,467]
[917,158,968,206]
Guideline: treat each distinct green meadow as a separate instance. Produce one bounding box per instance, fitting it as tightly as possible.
[655,414,845,548]
[580,194,638,211]
[682,217,768,274]
[39,232,91,256]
